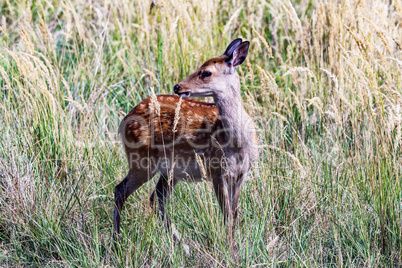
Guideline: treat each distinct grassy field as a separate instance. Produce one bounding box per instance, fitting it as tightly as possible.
[0,0,401,266]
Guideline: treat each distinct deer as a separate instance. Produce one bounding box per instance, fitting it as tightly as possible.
[114,38,258,254]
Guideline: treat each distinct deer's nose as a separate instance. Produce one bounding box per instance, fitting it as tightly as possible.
[173,84,180,94]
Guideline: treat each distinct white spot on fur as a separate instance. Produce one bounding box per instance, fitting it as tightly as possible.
[185,134,195,140]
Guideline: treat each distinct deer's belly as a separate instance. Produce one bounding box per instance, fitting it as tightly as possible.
[154,152,219,182]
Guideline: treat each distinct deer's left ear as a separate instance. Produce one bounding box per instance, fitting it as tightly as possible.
[226,41,249,69]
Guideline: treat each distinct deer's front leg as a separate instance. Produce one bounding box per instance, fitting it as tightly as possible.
[230,174,246,230]
[213,175,237,253]
[212,176,231,221]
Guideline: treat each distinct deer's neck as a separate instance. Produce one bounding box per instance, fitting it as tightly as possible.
[214,83,252,150]
[213,79,258,175]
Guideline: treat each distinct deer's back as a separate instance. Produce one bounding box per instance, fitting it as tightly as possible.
[120,95,223,159]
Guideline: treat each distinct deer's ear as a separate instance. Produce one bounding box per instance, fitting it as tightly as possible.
[226,41,249,68]
[223,38,243,57]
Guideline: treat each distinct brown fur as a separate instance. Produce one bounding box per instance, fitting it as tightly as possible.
[122,95,220,148]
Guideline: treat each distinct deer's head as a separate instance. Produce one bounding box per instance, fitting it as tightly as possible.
[173,39,249,99]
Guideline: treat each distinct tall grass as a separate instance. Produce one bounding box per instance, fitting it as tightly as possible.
[0,0,401,266]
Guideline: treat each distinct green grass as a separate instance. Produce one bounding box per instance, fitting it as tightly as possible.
[0,0,401,266]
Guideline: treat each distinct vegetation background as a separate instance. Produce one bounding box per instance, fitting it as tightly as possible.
[0,0,401,266]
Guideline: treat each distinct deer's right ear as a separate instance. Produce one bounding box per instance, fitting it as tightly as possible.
[225,41,249,69]
[223,38,243,57]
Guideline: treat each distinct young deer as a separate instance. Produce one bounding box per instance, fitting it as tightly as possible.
[114,39,258,253]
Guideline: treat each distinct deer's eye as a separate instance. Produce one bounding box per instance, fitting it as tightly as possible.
[201,71,212,78]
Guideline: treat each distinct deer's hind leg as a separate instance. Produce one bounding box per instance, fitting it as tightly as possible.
[113,168,156,236]
[153,175,177,225]
[153,174,190,255]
